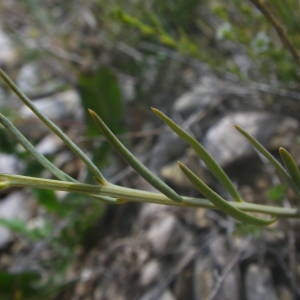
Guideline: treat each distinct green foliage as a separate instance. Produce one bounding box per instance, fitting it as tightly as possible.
[0,271,41,299]
[1,68,300,224]
[0,0,300,297]
[266,184,287,203]
[234,223,262,237]
[111,0,300,80]
[0,218,51,240]
[211,0,300,80]
[279,147,300,189]
[151,0,199,31]
[78,67,125,172]
[0,127,15,153]
[34,190,72,217]
[78,67,124,136]
[89,108,183,203]
[152,108,243,203]
[0,269,76,300]
[112,8,213,63]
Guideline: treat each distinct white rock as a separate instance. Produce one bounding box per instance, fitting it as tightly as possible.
[146,214,177,253]
[17,62,61,95]
[174,76,219,112]
[245,264,278,300]
[203,112,291,166]
[174,76,247,113]
[35,134,63,155]
[0,154,23,174]
[0,27,17,65]
[140,260,161,286]
[0,192,30,248]
[20,89,82,121]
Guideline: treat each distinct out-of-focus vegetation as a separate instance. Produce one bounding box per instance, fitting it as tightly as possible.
[0,0,299,298]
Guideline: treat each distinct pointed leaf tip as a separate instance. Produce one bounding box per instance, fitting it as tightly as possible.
[151,106,166,118]
[177,161,276,226]
[151,107,159,112]
[278,147,287,154]
[155,109,243,202]
[279,147,300,190]
[88,108,96,116]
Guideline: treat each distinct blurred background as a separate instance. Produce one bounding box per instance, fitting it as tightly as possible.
[0,0,300,299]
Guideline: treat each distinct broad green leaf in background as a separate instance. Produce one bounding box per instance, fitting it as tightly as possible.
[234,223,262,237]
[34,190,72,217]
[0,218,51,240]
[77,67,124,136]
[78,67,125,171]
[0,127,15,153]
[266,184,287,203]
[0,271,40,298]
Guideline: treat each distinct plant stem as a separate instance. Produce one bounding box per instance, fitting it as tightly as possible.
[0,174,299,219]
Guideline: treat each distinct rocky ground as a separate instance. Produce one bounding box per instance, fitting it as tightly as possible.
[1,8,300,300]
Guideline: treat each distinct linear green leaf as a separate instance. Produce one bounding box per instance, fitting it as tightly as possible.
[89,109,183,202]
[0,113,116,203]
[0,68,106,184]
[0,112,74,182]
[234,125,300,196]
[279,147,300,190]
[152,107,243,202]
[178,161,276,226]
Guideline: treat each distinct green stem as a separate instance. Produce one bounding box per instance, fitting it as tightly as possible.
[0,173,299,218]
[0,113,117,203]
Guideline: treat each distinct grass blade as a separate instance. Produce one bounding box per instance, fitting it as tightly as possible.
[0,112,74,182]
[0,114,117,203]
[152,107,243,202]
[279,147,300,190]
[0,68,106,184]
[178,161,276,226]
[89,109,183,202]
[234,125,300,196]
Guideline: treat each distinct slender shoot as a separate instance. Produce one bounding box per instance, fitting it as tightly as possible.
[152,107,243,202]
[235,125,300,197]
[89,109,183,202]
[0,68,106,184]
[178,161,276,226]
[279,147,300,191]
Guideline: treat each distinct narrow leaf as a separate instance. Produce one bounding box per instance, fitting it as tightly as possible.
[0,68,106,184]
[89,109,183,202]
[234,125,300,196]
[152,107,243,202]
[279,147,300,189]
[0,218,50,240]
[178,161,276,226]
[0,113,116,203]
[0,112,74,182]
[78,67,124,135]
